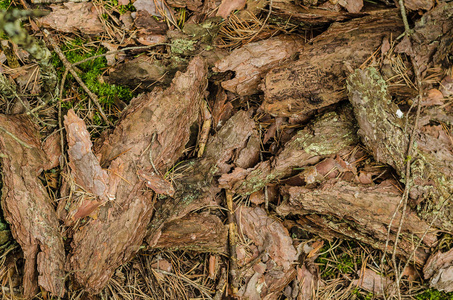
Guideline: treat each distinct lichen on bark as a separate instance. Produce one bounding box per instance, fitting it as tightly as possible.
[347,67,453,232]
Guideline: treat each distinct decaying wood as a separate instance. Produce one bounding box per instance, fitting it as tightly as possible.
[219,107,358,195]
[66,56,207,294]
[213,35,303,96]
[261,10,403,117]
[277,179,437,265]
[347,67,453,232]
[146,110,257,246]
[154,213,227,253]
[0,115,65,298]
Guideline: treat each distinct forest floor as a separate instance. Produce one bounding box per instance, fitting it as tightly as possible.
[0,0,453,299]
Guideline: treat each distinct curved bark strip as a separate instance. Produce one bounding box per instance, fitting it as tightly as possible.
[0,115,65,298]
[66,56,208,294]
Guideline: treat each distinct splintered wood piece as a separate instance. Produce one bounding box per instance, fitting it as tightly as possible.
[154,213,227,253]
[219,108,358,195]
[213,35,303,96]
[0,115,65,298]
[261,10,403,117]
[67,56,208,294]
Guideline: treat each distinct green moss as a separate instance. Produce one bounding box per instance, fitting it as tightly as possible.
[51,37,134,113]
[0,0,12,10]
[416,289,453,300]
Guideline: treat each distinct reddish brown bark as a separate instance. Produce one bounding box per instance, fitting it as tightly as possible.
[0,115,65,298]
[261,10,403,117]
[65,56,208,294]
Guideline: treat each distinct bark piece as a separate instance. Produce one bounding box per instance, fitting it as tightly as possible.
[213,35,303,96]
[261,10,403,117]
[146,110,257,246]
[347,67,453,232]
[236,206,298,300]
[219,108,358,195]
[404,0,433,11]
[352,269,394,295]
[395,2,453,74]
[154,213,227,253]
[0,115,65,298]
[277,180,437,264]
[67,57,207,294]
[273,0,354,25]
[338,0,363,13]
[424,248,453,292]
[37,3,105,34]
[216,0,246,18]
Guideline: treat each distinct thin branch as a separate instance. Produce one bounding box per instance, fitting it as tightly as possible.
[43,29,112,126]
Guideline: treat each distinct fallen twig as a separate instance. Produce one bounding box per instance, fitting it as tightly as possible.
[43,29,112,126]
[226,190,239,295]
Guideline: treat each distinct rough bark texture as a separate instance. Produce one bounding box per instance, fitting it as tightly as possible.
[154,213,227,253]
[66,56,207,294]
[0,115,65,298]
[347,67,453,232]
[273,0,355,25]
[213,35,303,96]
[146,110,257,246]
[261,10,403,117]
[219,107,358,195]
[277,180,436,265]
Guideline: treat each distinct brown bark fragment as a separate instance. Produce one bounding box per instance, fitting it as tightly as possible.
[0,115,65,298]
[219,108,358,195]
[424,248,453,292]
[236,206,298,300]
[154,213,227,253]
[261,10,403,117]
[67,57,208,294]
[273,0,353,25]
[277,179,437,264]
[37,3,105,34]
[146,110,257,246]
[404,0,433,11]
[347,67,453,232]
[213,35,303,96]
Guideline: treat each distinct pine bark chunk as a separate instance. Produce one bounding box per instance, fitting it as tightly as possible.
[347,67,453,232]
[154,213,228,253]
[66,56,207,294]
[213,35,303,96]
[0,115,65,298]
[146,110,257,246]
[219,108,358,195]
[261,10,403,117]
[277,180,437,265]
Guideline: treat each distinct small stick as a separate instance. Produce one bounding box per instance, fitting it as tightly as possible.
[213,268,227,300]
[226,190,239,295]
[43,30,112,126]
[198,100,212,158]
